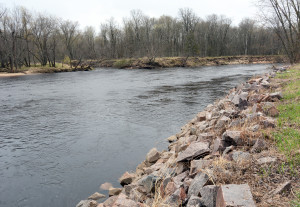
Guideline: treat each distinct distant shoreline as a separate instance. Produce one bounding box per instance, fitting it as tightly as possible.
[0,55,287,77]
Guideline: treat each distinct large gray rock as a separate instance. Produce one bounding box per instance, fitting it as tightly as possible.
[215,116,230,129]
[177,141,210,162]
[138,174,159,193]
[231,151,251,162]
[88,192,106,200]
[216,184,256,207]
[113,193,140,207]
[103,195,118,207]
[108,188,122,197]
[164,187,186,206]
[146,148,160,163]
[200,185,218,207]
[190,159,211,175]
[257,156,277,165]
[222,131,243,146]
[188,172,210,198]
[187,195,203,207]
[250,139,266,153]
[76,200,98,207]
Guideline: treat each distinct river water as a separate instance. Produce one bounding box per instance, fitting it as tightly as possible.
[0,64,270,207]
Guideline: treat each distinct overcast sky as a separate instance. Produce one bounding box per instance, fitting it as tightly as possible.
[1,0,258,30]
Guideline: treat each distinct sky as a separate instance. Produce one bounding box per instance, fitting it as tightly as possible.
[0,0,258,31]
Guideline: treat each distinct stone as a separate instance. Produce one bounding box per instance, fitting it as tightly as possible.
[222,131,243,146]
[197,133,215,141]
[250,139,266,153]
[261,117,275,128]
[270,92,283,100]
[187,195,203,207]
[124,184,136,196]
[216,184,256,207]
[164,181,177,196]
[138,174,159,193]
[190,159,211,175]
[128,188,144,203]
[146,148,160,163]
[200,185,218,207]
[108,188,122,197]
[215,116,230,129]
[212,138,224,154]
[175,162,189,175]
[173,171,188,185]
[167,135,177,143]
[231,151,251,162]
[222,146,234,156]
[231,92,248,107]
[97,204,103,207]
[267,106,279,117]
[257,157,277,165]
[103,196,118,207]
[144,162,164,174]
[197,111,207,122]
[188,172,211,198]
[272,181,292,195]
[100,182,113,190]
[113,193,139,207]
[76,200,98,207]
[119,172,135,186]
[177,141,210,162]
[164,187,186,206]
[88,192,106,200]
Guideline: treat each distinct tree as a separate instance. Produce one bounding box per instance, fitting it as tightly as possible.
[258,0,300,63]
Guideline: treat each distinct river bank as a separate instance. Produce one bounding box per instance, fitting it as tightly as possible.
[76,64,299,207]
[0,64,93,78]
[88,55,286,69]
[0,56,286,77]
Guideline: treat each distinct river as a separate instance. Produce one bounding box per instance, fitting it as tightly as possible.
[0,64,270,207]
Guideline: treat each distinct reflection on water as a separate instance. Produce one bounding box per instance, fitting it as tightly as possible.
[0,64,270,207]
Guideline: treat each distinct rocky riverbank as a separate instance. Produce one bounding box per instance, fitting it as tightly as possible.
[87,55,286,69]
[77,64,299,207]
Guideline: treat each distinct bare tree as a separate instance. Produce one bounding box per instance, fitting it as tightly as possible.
[258,0,300,63]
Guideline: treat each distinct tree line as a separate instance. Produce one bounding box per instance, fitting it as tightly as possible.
[0,1,298,72]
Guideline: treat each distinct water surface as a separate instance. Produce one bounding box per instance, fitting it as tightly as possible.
[0,64,270,207]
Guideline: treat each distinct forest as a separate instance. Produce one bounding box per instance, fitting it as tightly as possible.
[0,0,299,72]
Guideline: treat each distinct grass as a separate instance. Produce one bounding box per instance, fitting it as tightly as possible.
[274,64,300,205]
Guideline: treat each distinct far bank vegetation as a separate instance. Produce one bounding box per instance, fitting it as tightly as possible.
[1,0,300,72]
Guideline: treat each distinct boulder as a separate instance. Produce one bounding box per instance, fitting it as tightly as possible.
[164,187,186,206]
[173,171,188,185]
[257,157,277,165]
[108,188,122,197]
[250,139,266,153]
[103,196,118,207]
[270,92,283,100]
[261,117,275,128]
[146,148,160,163]
[215,116,230,129]
[119,172,135,186]
[113,194,139,207]
[187,172,211,198]
[231,151,251,162]
[167,135,177,143]
[164,181,177,196]
[197,111,207,122]
[177,141,210,162]
[200,185,218,207]
[190,160,211,175]
[187,195,203,207]
[88,192,106,200]
[100,182,113,190]
[138,174,159,193]
[212,138,224,154]
[216,184,256,207]
[128,187,145,203]
[222,131,243,146]
[76,200,98,207]
[197,133,215,141]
